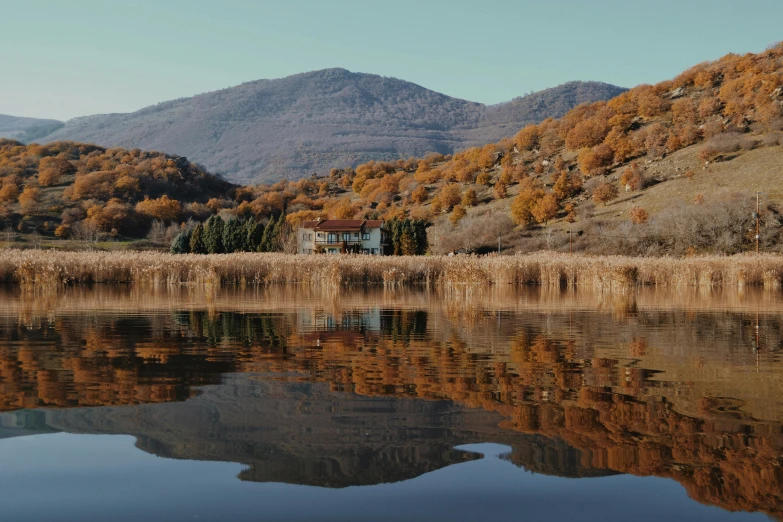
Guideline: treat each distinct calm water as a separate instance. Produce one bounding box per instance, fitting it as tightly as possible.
[0,286,782,521]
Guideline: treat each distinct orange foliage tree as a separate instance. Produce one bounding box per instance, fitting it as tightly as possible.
[135,195,182,222]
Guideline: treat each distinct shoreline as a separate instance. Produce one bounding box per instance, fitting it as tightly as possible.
[2,249,783,290]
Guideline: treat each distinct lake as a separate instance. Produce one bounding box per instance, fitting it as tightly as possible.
[0,285,781,521]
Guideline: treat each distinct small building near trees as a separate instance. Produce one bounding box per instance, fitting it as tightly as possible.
[298,218,387,255]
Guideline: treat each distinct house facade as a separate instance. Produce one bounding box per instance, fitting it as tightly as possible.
[298,219,386,255]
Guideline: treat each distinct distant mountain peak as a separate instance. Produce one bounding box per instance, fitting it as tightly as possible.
[36,74,626,183]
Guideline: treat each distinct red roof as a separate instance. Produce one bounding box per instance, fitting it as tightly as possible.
[301,219,383,231]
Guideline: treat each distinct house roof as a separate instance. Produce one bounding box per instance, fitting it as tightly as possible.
[301,219,383,231]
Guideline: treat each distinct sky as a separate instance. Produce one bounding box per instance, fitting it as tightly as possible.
[2,0,782,121]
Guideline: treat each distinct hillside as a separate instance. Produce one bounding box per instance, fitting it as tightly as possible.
[0,139,234,246]
[253,43,782,256]
[36,70,625,183]
[0,114,63,143]
[2,44,782,256]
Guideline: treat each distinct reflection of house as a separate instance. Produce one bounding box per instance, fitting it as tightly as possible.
[298,219,386,255]
[297,309,382,333]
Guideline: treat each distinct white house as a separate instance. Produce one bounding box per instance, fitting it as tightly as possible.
[298,219,387,255]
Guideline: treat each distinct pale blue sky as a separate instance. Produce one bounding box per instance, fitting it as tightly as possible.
[2,0,782,120]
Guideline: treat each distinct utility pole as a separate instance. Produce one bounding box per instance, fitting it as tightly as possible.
[756,191,761,255]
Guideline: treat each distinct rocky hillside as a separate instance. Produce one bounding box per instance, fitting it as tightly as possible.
[36,70,625,183]
[0,114,63,143]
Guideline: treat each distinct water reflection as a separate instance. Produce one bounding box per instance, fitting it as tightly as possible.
[0,286,782,519]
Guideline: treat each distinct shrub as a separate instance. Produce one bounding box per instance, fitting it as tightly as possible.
[54,224,71,238]
[552,171,583,200]
[630,207,649,224]
[476,171,492,186]
[619,164,645,191]
[592,182,619,206]
[461,188,478,207]
[0,183,18,203]
[411,185,428,204]
[494,181,508,199]
[450,205,467,225]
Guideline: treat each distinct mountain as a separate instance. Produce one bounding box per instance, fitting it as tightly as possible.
[0,114,63,142]
[36,70,626,183]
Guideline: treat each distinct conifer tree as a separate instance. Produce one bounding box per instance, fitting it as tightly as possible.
[190,223,206,254]
[243,219,264,252]
[203,215,225,254]
[222,218,245,253]
[260,215,276,252]
[271,215,285,252]
[170,231,191,254]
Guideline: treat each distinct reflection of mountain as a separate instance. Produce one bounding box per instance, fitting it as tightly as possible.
[1,294,782,516]
[0,377,609,488]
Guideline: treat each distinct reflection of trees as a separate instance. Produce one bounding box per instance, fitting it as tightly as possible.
[0,307,782,516]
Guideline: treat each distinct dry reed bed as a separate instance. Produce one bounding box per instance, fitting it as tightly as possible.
[1,249,782,290]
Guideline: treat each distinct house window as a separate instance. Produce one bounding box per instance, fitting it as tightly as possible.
[342,232,350,241]
[362,232,370,240]
[354,232,359,239]
[327,233,337,244]
[371,248,378,255]
[328,248,338,254]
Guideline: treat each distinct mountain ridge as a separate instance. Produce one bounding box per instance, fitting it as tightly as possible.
[0,114,64,143]
[36,69,626,183]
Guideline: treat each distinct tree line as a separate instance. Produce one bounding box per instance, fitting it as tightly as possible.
[170,214,285,254]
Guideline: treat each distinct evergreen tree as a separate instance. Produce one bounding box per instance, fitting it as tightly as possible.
[170,231,191,254]
[203,215,225,254]
[222,218,245,253]
[243,219,264,252]
[189,223,206,254]
[412,220,429,255]
[271,215,285,252]
[260,215,276,252]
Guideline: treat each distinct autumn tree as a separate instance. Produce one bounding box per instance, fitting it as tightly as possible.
[510,178,545,225]
[630,206,649,224]
[18,186,41,214]
[135,195,182,222]
[331,197,358,219]
[461,188,478,207]
[86,198,137,235]
[552,171,583,201]
[531,194,559,224]
[0,183,18,203]
[592,181,619,206]
[476,171,492,186]
[578,144,615,176]
[450,204,467,225]
[619,163,645,191]
[411,185,428,204]
[515,124,539,151]
[437,184,461,211]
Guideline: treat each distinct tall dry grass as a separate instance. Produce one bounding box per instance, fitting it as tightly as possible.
[1,249,782,290]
